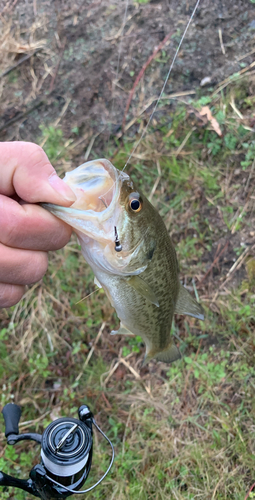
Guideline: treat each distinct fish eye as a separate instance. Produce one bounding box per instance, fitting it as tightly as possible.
[130,199,140,211]
[128,193,142,212]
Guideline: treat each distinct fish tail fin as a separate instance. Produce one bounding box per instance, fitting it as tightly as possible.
[143,343,181,365]
[175,284,204,320]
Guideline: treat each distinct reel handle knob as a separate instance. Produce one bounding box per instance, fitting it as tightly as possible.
[2,404,21,438]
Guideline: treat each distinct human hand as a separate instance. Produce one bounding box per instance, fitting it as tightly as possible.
[0,141,76,308]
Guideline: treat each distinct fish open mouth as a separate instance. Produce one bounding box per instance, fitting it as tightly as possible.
[64,159,119,214]
[42,159,125,243]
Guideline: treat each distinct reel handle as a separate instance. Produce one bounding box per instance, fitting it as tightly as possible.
[2,403,21,438]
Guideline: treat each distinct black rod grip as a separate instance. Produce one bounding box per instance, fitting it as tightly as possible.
[0,471,39,497]
[2,403,21,437]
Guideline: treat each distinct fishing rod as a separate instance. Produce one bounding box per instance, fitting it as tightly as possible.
[0,403,114,499]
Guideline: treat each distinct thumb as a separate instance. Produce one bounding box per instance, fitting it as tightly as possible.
[0,141,76,205]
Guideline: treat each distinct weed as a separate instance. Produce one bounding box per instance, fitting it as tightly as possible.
[241,141,255,170]
[39,125,65,162]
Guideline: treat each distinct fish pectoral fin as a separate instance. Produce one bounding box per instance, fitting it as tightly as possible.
[111,323,134,336]
[127,275,159,307]
[175,284,204,320]
[144,343,181,365]
[94,276,102,288]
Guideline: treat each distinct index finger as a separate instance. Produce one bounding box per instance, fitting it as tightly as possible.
[0,141,76,205]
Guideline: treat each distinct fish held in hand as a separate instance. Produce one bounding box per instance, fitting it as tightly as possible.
[42,159,204,364]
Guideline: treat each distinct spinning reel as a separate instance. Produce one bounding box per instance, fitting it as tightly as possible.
[0,403,114,499]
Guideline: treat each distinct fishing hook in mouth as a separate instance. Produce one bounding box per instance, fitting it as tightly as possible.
[114,226,122,252]
[99,196,108,209]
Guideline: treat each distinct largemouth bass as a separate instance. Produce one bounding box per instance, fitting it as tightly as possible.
[43,159,204,364]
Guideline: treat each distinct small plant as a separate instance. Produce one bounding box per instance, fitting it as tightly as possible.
[39,125,64,161]
[241,140,255,169]
[28,354,50,378]
[207,136,222,156]
[184,351,227,394]
[224,132,237,150]
[0,446,37,499]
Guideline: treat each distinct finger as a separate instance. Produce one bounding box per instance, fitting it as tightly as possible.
[0,283,26,308]
[0,243,48,285]
[0,141,76,205]
[0,195,72,251]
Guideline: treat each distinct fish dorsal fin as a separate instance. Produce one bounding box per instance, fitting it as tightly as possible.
[127,275,159,307]
[144,343,181,365]
[175,284,204,320]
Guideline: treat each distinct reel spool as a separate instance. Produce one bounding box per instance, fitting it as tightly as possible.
[41,415,92,490]
[0,403,114,499]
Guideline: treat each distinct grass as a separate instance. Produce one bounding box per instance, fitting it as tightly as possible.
[0,76,255,500]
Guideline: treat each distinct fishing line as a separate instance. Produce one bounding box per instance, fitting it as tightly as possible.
[122,0,201,171]
[98,0,201,239]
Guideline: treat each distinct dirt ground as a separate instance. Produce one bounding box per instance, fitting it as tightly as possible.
[1,0,255,159]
